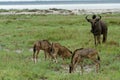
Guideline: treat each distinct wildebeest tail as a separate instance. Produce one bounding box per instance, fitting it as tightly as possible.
[33,44,36,53]
[97,54,100,61]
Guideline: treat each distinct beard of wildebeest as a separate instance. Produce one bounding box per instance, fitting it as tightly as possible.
[85,15,108,46]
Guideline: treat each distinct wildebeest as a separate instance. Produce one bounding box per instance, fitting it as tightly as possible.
[69,48,100,74]
[51,42,72,63]
[85,15,108,46]
[33,40,52,63]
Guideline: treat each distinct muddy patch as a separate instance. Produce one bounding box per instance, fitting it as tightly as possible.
[15,49,23,54]
[29,48,33,52]
[60,64,94,74]
[4,48,10,52]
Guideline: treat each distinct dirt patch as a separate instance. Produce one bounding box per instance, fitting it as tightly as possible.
[40,76,48,80]
[107,41,119,47]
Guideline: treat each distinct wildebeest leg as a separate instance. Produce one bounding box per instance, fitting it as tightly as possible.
[61,54,65,62]
[103,33,107,43]
[33,52,36,63]
[91,58,100,73]
[95,60,100,73]
[94,35,97,46]
[73,57,81,73]
[36,49,40,63]
[51,47,58,63]
[97,35,101,44]
[33,45,37,63]
[48,52,52,60]
[80,60,84,74]
[52,53,58,63]
[44,51,47,60]
[54,56,58,63]
[53,55,57,63]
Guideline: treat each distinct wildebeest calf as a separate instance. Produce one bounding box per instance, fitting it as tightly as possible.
[51,42,72,63]
[85,15,108,46]
[69,48,100,74]
[33,40,52,63]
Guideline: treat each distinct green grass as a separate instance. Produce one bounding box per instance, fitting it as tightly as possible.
[0,13,120,80]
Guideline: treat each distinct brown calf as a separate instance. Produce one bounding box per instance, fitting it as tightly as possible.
[69,48,100,74]
[33,40,52,63]
[51,43,72,63]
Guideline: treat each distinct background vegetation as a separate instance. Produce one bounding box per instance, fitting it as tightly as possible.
[0,13,120,80]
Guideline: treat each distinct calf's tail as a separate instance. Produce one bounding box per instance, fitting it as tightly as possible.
[97,54,100,61]
[33,44,36,54]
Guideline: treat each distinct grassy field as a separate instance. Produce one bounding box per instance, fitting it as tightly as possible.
[0,13,120,80]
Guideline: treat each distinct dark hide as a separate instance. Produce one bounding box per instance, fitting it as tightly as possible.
[86,15,108,46]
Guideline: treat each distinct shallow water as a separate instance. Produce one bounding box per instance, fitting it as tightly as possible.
[0,3,120,10]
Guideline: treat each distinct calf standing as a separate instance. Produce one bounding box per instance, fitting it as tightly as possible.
[33,40,52,63]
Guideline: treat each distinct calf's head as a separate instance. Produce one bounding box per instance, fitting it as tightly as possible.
[69,64,74,73]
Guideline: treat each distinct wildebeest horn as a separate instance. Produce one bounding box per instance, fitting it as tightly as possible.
[85,15,89,20]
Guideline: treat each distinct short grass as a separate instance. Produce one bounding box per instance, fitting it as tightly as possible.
[0,13,120,80]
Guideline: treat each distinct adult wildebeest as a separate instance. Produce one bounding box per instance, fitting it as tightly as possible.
[69,48,100,74]
[33,40,52,63]
[51,42,72,63]
[85,15,108,46]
